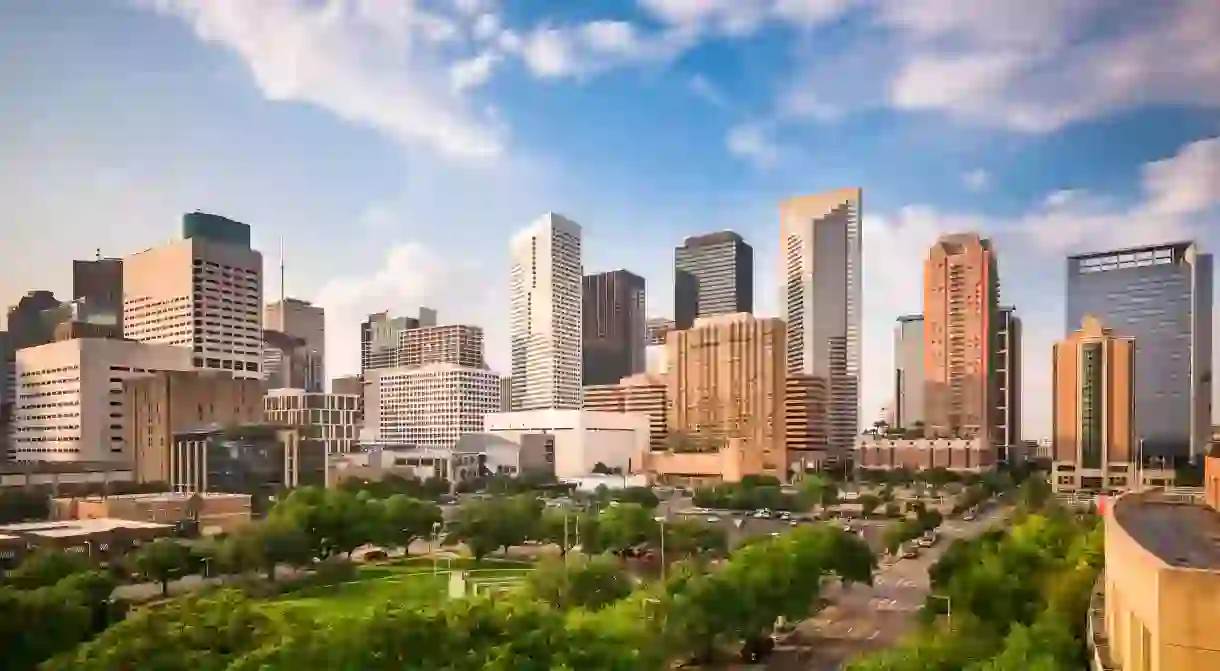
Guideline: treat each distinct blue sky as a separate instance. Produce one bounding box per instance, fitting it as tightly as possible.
[4,0,1220,437]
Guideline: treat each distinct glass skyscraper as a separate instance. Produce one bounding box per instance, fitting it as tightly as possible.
[1065,242,1213,462]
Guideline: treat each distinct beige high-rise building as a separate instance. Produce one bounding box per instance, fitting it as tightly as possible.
[667,313,786,480]
[13,339,193,462]
[264,298,325,390]
[923,233,999,439]
[785,374,827,469]
[583,373,668,452]
[125,370,265,484]
[779,188,862,461]
[398,324,486,369]
[123,213,263,379]
[1050,315,1141,493]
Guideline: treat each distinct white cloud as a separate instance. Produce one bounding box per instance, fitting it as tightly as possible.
[450,51,499,91]
[146,0,505,160]
[962,168,990,191]
[687,74,729,108]
[725,123,779,167]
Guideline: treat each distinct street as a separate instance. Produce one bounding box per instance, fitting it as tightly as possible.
[761,506,1009,670]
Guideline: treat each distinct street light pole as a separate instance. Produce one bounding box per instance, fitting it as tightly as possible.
[654,515,667,580]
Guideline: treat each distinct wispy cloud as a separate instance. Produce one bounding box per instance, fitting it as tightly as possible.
[725,122,780,167]
[962,169,990,191]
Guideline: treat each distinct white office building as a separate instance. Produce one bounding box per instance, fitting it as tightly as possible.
[509,213,583,411]
[365,364,502,448]
[264,389,360,455]
[779,189,862,459]
[123,213,264,379]
[483,409,648,479]
[12,339,192,462]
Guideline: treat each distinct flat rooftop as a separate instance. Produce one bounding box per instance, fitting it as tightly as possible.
[55,492,249,503]
[0,518,172,538]
[1115,496,1220,570]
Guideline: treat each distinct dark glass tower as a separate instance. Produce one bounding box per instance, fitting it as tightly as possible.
[1065,242,1213,462]
[582,270,646,385]
[674,231,754,330]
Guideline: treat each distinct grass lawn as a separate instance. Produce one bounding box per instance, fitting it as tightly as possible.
[266,557,535,618]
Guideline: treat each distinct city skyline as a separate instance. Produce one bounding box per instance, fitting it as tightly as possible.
[5,0,1220,439]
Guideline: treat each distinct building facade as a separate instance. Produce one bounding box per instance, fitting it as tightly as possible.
[582,373,668,451]
[1051,316,1145,494]
[855,435,997,473]
[674,231,754,330]
[54,492,252,536]
[263,298,325,391]
[13,339,193,462]
[125,370,265,484]
[667,313,787,480]
[483,409,648,479]
[995,305,1022,457]
[785,374,827,470]
[582,270,646,386]
[72,257,124,334]
[364,364,502,448]
[1066,242,1213,462]
[397,324,485,369]
[646,318,675,346]
[123,212,264,379]
[169,425,321,496]
[361,308,436,375]
[779,189,862,460]
[509,213,583,410]
[893,315,925,431]
[262,328,322,391]
[923,233,1000,439]
[264,389,360,456]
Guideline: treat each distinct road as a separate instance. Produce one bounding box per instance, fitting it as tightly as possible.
[762,506,1009,670]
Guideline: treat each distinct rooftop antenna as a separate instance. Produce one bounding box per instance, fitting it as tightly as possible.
[279,236,286,307]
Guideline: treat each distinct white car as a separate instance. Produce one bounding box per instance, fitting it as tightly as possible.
[706,515,721,523]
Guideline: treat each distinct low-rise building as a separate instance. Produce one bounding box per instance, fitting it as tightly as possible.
[51,491,252,536]
[0,460,135,492]
[636,437,766,487]
[169,424,320,498]
[854,435,997,473]
[455,432,555,479]
[582,373,668,451]
[330,444,482,486]
[0,518,173,559]
[264,389,360,456]
[483,409,648,479]
[1099,474,1220,671]
[0,533,25,570]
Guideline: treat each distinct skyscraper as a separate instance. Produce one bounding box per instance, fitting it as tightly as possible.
[265,298,325,390]
[510,213,583,410]
[123,212,264,379]
[893,315,925,431]
[995,305,1022,457]
[582,270,646,385]
[674,231,753,330]
[360,308,436,375]
[923,233,999,439]
[1066,241,1213,462]
[1051,315,1136,492]
[73,256,124,331]
[779,188,862,459]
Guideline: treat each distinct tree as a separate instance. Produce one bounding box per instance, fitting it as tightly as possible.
[591,462,612,475]
[523,554,634,610]
[130,538,193,597]
[598,503,659,553]
[613,486,660,509]
[883,501,901,518]
[0,488,51,524]
[446,494,542,560]
[0,586,93,670]
[377,494,443,554]
[664,519,728,559]
[857,493,881,518]
[4,548,91,589]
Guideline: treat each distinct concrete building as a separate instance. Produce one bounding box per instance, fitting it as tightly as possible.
[1050,316,1172,494]
[786,374,828,471]
[995,305,1022,459]
[1067,242,1213,463]
[262,328,322,391]
[509,213,583,411]
[332,375,362,396]
[365,364,502,448]
[13,339,193,462]
[73,256,124,334]
[779,189,862,461]
[499,375,513,412]
[398,324,486,369]
[646,318,675,346]
[263,298,325,391]
[923,233,1000,440]
[0,518,173,558]
[582,270,646,386]
[52,491,252,536]
[644,318,674,376]
[361,308,436,375]
[6,290,63,351]
[123,212,263,379]
[854,435,997,473]
[125,370,265,484]
[457,433,556,479]
[1097,480,1220,671]
[674,231,754,330]
[637,437,767,487]
[893,315,924,431]
[264,388,360,456]
[582,373,668,451]
[667,313,787,480]
[483,409,648,479]
[168,424,320,496]
[331,444,484,486]
[0,460,135,491]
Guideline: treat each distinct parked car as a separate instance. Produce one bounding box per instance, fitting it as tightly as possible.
[901,547,919,559]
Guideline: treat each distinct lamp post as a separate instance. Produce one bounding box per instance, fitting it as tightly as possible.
[654,515,667,580]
